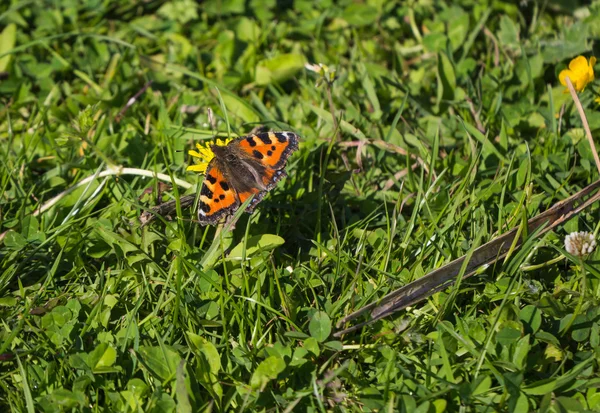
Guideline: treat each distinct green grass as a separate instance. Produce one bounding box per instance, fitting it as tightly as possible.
[2,1,600,412]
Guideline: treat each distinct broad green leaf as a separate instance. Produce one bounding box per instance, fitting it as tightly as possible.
[447,12,469,51]
[423,33,447,53]
[87,343,117,372]
[175,360,192,413]
[498,15,519,46]
[342,4,378,27]
[309,311,331,342]
[250,356,286,390]
[187,333,221,374]
[0,23,16,72]
[303,337,320,356]
[127,378,149,398]
[221,94,260,123]
[523,378,557,395]
[542,22,590,63]
[3,230,26,250]
[513,335,530,369]
[496,327,521,346]
[520,305,541,334]
[236,17,261,42]
[44,389,84,410]
[290,347,308,366]
[255,53,305,85]
[148,391,176,413]
[136,346,181,382]
[305,103,367,140]
[187,332,222,400]
[438,52,456,101]
[228,234,285,260]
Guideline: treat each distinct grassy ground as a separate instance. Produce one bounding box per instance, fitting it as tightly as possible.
[2,0,600,412]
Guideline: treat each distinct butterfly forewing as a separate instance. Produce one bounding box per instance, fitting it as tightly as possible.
[237,132,299,169]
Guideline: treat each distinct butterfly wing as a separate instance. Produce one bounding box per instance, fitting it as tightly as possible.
[237,132,299,170]
[197,160,239,225]
[234,132,298,212]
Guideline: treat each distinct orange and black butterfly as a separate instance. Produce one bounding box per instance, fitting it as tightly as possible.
[197,131,299,225]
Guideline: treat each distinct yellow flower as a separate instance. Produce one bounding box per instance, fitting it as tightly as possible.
[187,138,232,174]
[559,55,596,92]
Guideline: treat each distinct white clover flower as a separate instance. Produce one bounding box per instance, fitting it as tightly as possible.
[304,62,329,74]
[564,231,597,257]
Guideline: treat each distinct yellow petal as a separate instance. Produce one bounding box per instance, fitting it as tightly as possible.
[186,163,208,173]
[559,69,571,87]
[569,56,588,72]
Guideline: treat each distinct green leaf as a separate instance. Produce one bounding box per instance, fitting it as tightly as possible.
[513,335,530,369]
[236,17,261,42]
[228,234,285,260]
[309,311,331,342]
[4,230,27,250]
[255,53,305,85]
[305,103,367,140]
[324,340,343,351]
[187,332,222,399]
[423,33,448,53]
[460,119,507,162]
[127,378,149,398]
[303,337,320,356]
[148,391,176,413]
[0,23,16,72]
[175,360,192,413]
[571,315,590,342]
[136,346,181,382]
[498,15,519,46]
[437,52,456,101]
[221,93,260,123]
[496,327,521,346]
[290,347,308,366]
[187,333,221,374]
[250,356,286,390]
[87,343,117,373]
[542,22,590,63]
[520,305,542,334]
[342,4,378,27]
[44,389,84,410]
[523,378,557,395]
[447,12,469,51]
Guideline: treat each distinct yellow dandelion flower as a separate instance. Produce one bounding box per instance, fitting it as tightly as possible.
[187,138,232,174]
[559,55,596,92]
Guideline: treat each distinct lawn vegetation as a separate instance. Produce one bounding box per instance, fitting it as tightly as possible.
[2,1,600,412]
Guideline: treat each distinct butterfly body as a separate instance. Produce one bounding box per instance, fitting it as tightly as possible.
[197,131,299,225]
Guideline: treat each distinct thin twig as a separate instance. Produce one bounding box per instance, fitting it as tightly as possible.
[465,96,485,134]
[483,27,500,67]
[116,80,153,122]
[564,76,600,174]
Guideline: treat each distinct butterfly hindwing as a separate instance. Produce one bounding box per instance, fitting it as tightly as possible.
[238,132,299,170]
[197,161,239,225]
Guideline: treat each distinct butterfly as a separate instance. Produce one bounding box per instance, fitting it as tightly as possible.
[197,131,299,225]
